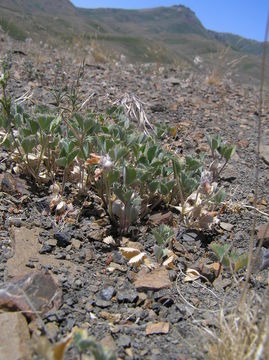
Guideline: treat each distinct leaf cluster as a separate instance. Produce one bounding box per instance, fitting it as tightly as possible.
[0,64,236,233]
[210,242,248,272]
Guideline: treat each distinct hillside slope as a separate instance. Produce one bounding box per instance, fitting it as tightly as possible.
[0,0,267,86]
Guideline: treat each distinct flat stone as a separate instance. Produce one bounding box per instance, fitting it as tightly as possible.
[0,312,31,360]
[146,321,170,335]
[116,289,138,303]
[0,271,62,321]
[134,268,171,291]
[6,226,81,278]
[182,232,199,242]
[95,297,111,308]
[220,222,234,231]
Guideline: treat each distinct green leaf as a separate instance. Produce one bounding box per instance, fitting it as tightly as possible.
[172,158,182,177]
[212,137,219,152]
[137,156,148,166]
[108,169,120,184]
[0,115,9,129]
[84,117,98,134]
[124,166,137,187]
[127,134,137,146]
[15,104,24,115]
[185,156,202,172]
[103,139,114,153]
[160,182,169,196]
[147,145,157,163]
[21,135,36,154]
[166,179,176,192]
[213,189,226,204]
[29,119,39,134]
[20,127,33,137]
[112,146,127,162]
[223,145,236,162]
[152,225,174,246]
[67,149,79,166]
[14,113,23,127]
[149,180,159,193]
[125,204,140,224]
[152,229,165,245]
[114,187,128,204]
[73,113,84,130]
[38,115,51,131]
[50,115,62,132]
[209,242,230,262]
[234,254,248,272]
[0,133,12,148]
[56,156,68,168]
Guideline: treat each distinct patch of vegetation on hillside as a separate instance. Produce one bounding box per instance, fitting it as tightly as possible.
[0,17,27,41]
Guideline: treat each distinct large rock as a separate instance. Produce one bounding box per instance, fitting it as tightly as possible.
[0,271,62,321]
[0,312,31,360]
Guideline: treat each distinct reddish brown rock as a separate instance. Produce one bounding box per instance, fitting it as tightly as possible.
[148,211,174,226]
[0,271,62,321]
[134,267,171,291]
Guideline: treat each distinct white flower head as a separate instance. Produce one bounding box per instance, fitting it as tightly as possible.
[100,154,114,170]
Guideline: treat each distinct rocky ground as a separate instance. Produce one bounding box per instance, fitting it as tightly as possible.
[0,33,269,360]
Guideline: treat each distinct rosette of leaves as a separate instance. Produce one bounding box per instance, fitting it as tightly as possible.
[152,224,175,263]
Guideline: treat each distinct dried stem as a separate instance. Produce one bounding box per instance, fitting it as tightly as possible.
[239,13,269,306]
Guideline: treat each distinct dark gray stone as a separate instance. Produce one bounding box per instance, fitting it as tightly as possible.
[116,289,138,303]
[95,297,111,308]
[118,335,131,348]
[54,231,71,247]
[100,286,116,301]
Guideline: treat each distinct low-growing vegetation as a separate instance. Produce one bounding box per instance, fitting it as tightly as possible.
[0,61,235,234]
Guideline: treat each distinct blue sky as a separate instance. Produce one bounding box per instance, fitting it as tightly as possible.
[71,0,268,41]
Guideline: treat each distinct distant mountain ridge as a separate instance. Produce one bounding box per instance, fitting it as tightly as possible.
[0,0,267,86]
[0,0,76,15]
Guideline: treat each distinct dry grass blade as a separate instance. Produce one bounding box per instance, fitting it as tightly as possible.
[15,90,33,104]
[113,93,153,134]
[207,293,269,360]
[240,12,269,306]
[206,14,269,360]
